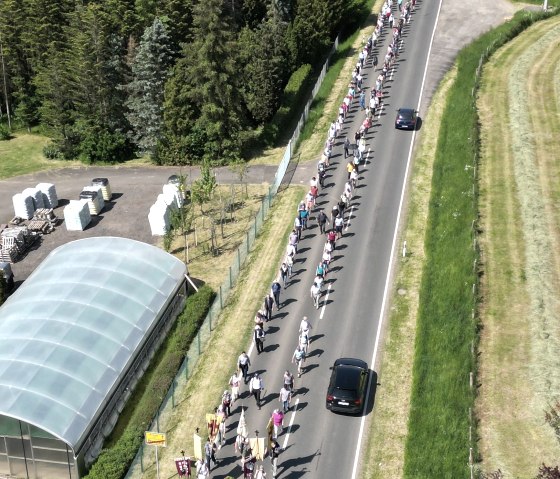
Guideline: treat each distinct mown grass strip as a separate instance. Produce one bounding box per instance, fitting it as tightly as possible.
[403,9,558,479]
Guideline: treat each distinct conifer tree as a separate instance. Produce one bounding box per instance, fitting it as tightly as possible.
[125,18,173,154]
[162,0,247,164]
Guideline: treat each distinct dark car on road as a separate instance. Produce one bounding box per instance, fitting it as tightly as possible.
[326,358,369,414]
[395,108,418,130]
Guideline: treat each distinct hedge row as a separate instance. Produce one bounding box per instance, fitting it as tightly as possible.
[402,9,557,479]
[262,63,313,146]
[85,285,214,479]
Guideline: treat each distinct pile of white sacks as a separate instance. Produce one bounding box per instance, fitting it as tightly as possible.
[148,176,185,236]
[12,183,58,219]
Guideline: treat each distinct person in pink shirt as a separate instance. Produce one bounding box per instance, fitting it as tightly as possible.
[271,409,284,439]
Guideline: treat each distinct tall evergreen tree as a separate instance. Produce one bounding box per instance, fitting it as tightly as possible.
[125,17,173,154]
[290,0,332,65]
[161,0,247,164]
[238,1,291,124]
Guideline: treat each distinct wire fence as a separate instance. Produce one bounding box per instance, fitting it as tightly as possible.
[125,33,342,479]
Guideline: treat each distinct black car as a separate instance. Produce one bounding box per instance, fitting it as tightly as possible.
[395,108,418,130]
[326,358,369,414]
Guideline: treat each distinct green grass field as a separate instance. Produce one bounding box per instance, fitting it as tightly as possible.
[402,9,557,479]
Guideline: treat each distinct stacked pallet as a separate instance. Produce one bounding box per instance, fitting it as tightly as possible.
[0,227,33,263]
[64,199,91,231]
[36,183,59,208]
[91,178,112,201]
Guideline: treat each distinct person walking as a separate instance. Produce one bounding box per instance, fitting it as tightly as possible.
[271,409,284,439]
[359,90,366,110]
[271,279,282,310]
[300,316,312,335]
[285,254,293,278]
[270,439,281,478]
[196,458,210,479]
[317,209,329,234]
[334,215,344,239]
[255,465,267,479]
[253,323,265,354]
[238,351,251,383]
[264,294,274,321]
[249,373,264,409]
[283,370,294,392]
[222,389,232,417]
[280,262,289,287]
[344,137,350,158]
[279,385,292,413]
[204,438,218,471]
[347,159,355,180]
[292,346,306,377]
[229,371,241,401]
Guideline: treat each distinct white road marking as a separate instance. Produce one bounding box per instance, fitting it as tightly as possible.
[282,397,300,449]
[350,0,444,477]
[319,283,332,320]
[377,102,384,121]
[345,205,355,231]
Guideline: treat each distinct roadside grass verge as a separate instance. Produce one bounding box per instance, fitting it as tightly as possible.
[477,15,560,476]
[363,66,457,479]
[402,9,557,479]
[133,186,305,479]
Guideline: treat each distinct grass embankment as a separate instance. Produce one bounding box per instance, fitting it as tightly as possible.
[362,66,457,479]
[477,15,560,477]
[401,9,557,479]
[134,186,305,479]
[0,133,81,179]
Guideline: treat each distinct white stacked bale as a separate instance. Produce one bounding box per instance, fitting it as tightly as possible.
[22,187,44,210]
[81,186,105,212]
[163,182,183,208]
[160,188,178,210]
[91,178,112,201]
[148,199,170,236]
[12,193,35,219]
[64,199,91,231]
[79,190,102,216]
[36,183,58,208]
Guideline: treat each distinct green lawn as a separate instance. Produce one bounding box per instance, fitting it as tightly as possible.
[0,133,81,180]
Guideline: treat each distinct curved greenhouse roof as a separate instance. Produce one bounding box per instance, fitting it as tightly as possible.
[0,237,186,451]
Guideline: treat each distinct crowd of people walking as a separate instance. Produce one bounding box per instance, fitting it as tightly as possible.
[192,1,415,477]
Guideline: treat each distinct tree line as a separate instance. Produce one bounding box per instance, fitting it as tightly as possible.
[0,0,360,165]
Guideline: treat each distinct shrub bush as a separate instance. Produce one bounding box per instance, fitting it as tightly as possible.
[0,124,12,141]
[43,142,61,160]
[85,286,214,479]
[262,63,313,146]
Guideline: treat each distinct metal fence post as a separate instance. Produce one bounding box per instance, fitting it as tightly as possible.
[172,380,175,408]
[237,248,241,270]
[229,266,233,289]
[209,309,212,331]
[261,200,265,221]
[219,285,223,309]
[246,232,250,254]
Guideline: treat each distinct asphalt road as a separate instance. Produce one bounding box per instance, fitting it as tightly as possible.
[211,1,441,478]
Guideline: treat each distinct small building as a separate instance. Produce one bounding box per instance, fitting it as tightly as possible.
[0,237,187,478]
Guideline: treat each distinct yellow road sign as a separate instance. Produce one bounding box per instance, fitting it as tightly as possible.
[145,431,167,447]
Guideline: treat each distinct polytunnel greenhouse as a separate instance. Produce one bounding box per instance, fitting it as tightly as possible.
[0,237,187,478]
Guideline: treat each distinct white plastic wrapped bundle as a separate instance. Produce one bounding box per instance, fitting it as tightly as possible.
[91,178,112,201]
[163,183,183,208]
[79,190,102,216]
[12,193,35,219]
[81,186,105,213]
[22,187,44,210]
[64,199,91,231]
[148,200,170,236]
[160,188,178,210]
[36,183,58,208]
